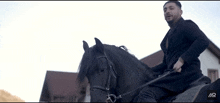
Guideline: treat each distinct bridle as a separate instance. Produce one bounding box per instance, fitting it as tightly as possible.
[90,53,119,103]
[90,52,175,103]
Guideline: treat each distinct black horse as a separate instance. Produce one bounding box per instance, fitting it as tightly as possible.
[77,38,220,102]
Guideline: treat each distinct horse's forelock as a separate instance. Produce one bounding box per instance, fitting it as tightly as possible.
[77,46,100,82]
[78,49,92,82]
[77,57,87,82]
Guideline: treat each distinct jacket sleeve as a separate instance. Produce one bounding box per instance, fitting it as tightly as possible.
[151,54,167,74]
[180,20,210,64]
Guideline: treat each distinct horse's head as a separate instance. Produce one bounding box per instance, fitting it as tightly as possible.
[78,38,117,102]
[78,38,156,102]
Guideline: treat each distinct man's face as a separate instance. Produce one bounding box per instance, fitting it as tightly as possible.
[163,2,182,24]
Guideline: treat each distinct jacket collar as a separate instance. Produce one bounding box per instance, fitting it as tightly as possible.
[169,17,184,29]
[161,17,184,54]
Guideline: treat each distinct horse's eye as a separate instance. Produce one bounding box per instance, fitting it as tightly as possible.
[100,69,104,72]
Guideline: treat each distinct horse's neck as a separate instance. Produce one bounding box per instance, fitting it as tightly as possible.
[106,48,154,97]
[116,61,150,94]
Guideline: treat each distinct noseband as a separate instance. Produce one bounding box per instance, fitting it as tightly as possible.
[90,53,118,103]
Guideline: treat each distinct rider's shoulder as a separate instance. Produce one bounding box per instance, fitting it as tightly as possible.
[183,19,199,29]
[183,19,197,26]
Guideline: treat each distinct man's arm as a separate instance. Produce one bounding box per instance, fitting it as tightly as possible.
[180,20,210,64]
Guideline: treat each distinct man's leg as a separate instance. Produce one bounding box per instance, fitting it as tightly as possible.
[133,86,172,102]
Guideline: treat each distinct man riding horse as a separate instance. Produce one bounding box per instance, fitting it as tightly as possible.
[134,1,211,102]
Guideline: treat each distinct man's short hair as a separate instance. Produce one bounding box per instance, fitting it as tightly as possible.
[163,0,182,9]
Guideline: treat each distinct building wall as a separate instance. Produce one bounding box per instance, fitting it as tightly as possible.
[83,85,90,102]
[199,49,220,78]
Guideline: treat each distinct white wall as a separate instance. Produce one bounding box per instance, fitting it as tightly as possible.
[83,85,90,102]
[199,49,220,78]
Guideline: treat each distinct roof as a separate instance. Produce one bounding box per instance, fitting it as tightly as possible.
[39,71,88,102]
[207,40,220,61]
[140,50,164,67]
[140,39,220,67]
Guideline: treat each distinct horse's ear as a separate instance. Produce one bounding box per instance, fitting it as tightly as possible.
[83,40,89,52]
[95,38,104,54]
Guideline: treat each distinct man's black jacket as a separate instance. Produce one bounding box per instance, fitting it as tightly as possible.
[150,17,210,92]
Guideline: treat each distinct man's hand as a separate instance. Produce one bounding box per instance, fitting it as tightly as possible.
[173,57,184,73]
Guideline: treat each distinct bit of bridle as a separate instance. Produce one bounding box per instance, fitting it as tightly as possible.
[90,52,175,103]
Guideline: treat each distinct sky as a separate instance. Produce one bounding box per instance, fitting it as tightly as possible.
[0,1,219,102]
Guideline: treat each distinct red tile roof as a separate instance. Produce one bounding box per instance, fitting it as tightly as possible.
[39,71,88,102]
[140,50,164,67]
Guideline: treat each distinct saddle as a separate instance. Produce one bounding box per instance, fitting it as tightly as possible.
[159,76,211,102]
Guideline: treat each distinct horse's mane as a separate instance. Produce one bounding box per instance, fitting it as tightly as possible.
[77,44,153,83]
